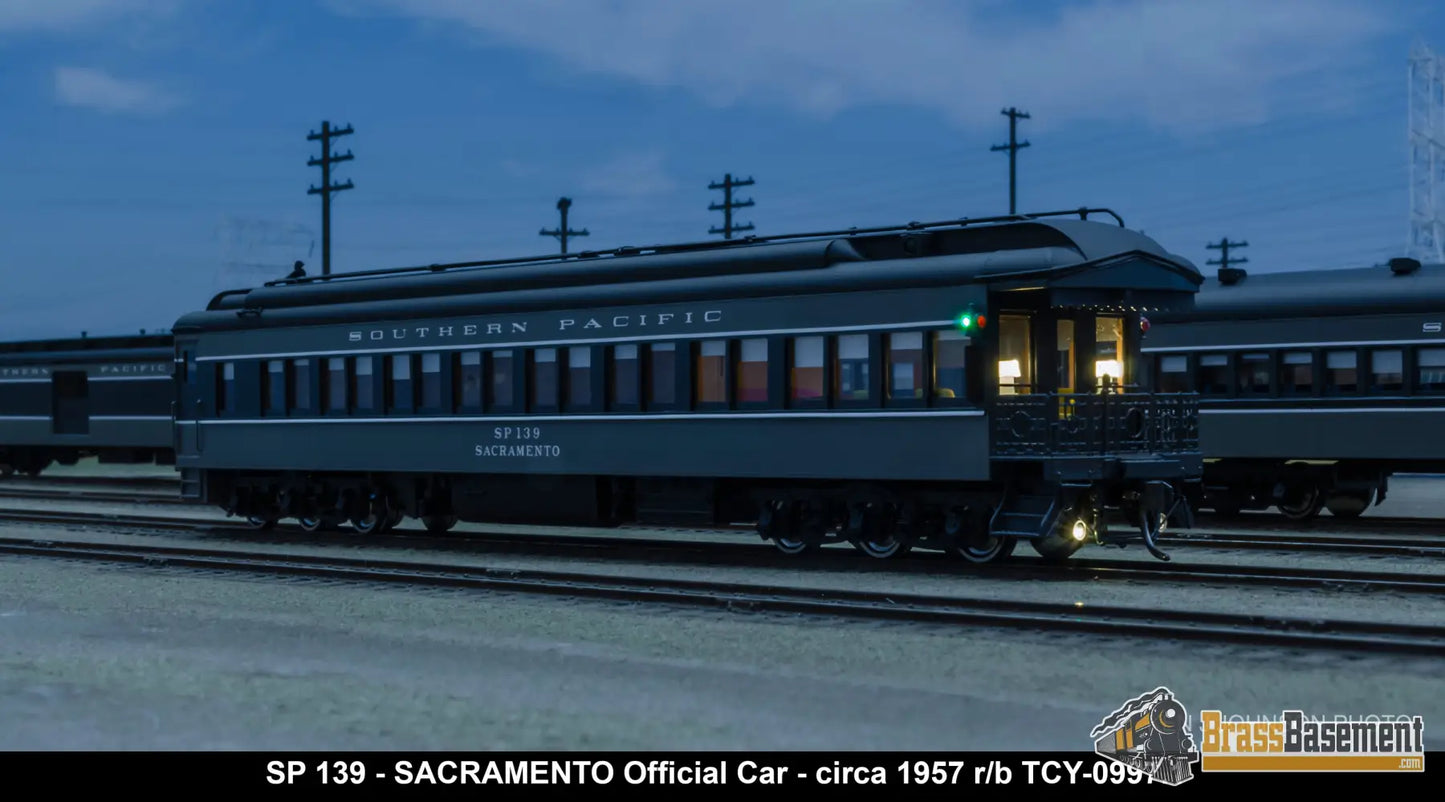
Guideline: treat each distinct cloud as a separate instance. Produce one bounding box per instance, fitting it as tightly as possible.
[54,66,180,114]
[579,151,678,199]
[335,0,1399,134]
[0,0,180,33]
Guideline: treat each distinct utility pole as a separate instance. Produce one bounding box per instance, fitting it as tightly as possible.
[708,173,755,239]
[1206,237,1249,273]
[540,197,589,255]
[990,107,1031,214]
[307,120,355,276]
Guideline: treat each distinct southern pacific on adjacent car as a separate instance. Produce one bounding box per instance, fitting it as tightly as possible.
[171,209,1205,562]
[1145,257,1445,520]
[0,333,175,476]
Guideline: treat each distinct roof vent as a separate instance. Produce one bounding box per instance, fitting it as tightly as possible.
[1389,257,1422,275]
[1217,266,1247,285]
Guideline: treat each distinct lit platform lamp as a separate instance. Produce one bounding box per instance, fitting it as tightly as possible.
[998,359,1022,394]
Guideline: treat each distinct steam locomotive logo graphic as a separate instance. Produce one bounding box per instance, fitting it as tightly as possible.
[1090,686,1199,786]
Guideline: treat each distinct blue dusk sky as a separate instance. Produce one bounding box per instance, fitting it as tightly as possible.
[0,0,1441,340]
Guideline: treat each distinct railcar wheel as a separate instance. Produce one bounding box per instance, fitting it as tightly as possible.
[351,514,383,535]
[851,534,910,559]
[1276,486,1323,521]
[1030,533,1084,562]
[773,536,820,555]
[382,509,405,532]
[298,516,341,533]
[423,514,458,533]
[1324,489,1372,519]
[245,516,277,530]
[953,535,1017,564]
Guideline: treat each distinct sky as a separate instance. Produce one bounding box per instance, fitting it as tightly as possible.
[0,0,1442,340]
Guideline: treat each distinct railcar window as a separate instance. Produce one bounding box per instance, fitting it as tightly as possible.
[647,343,676,407]
[291,359,312,411]
[611,344,639,408]
[1157,355,1190,393]
[1419,348,1445,392]
[326,357,347,413]
[354,356,375,411]
[218,361,235,415]
[1325,351,1358,394]
[997,315,1032,395]
[390,354,412,411]
[1370,349,1403,393]
[696,340,727,405]
[1095,315,1125,387]
[265,359,285,414]
[532,348,559,411]
[886,332,924,399]
[1236,352,1271,394]
[791,336,825,402]
[491,350,515,408]
[834,334,870,402]
[737,338,768,403]
[420,352,442,409]
[455,351,482,410]
[567,347,592,408]
[1197,354,1230,394]
[933,330,968,400]
[1057,320,1075,393]
[1281,351,1313,395]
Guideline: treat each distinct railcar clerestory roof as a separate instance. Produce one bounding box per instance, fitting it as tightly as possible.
[176,208,1202,332]
[0,333,173,365]
[1155,257,1445,322]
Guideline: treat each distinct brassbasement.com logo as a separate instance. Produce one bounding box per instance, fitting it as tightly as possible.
[1199,710,1425,772]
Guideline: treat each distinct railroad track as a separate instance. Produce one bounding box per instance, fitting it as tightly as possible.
[2,507,1444,596]
[0,486,190,506]
[2,534,1441,657]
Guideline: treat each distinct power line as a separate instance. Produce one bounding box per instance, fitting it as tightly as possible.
[709,173,755,239]
[306,120,355,276]
[539,197,589,255]
[990,107,1031,214]
[1206,237,1249,276]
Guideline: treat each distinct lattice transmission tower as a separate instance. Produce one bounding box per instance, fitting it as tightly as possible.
[1409,42,1445,263]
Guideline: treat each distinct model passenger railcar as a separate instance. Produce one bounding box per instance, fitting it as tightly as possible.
[1145,257,1445,520]
[171,209,1205,562]
[0,333,176,476]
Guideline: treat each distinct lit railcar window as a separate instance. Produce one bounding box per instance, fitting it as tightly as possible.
[491,350,515,408]
[695,340,727,405]
[420,352,442,409]
[456,351,482,410]
[291,359,312,411]
[611,344,639,408]
[834,334,870,402]
[1419,348,1445,393]
[326,357,347,412]
[265,360,286,414]
[1371,350,1403,393]
[1325,351,1357,394]
[1281,351,1313,395]
[218,362,235,415]
[997,315,1032,395]
[1197,354,1230,394]
[532,348,559,411]
[390,354,412,411]
[790,336,825,402]
[1157,355,1190,393]
[647,343,676,407]
[933,330,968,400]
[567,347,592,408]
[1236,352,1270,394]
[1095,315,1125,387]
[354,356,375,411]
[737,339,768,403]
[886,332,924,399]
